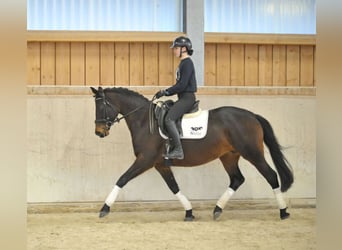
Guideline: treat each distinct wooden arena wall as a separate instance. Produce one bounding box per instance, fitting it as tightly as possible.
[27,32,316,202]
[27,31,316,88]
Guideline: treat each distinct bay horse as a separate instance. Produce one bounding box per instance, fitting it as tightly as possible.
[91,86,294,221]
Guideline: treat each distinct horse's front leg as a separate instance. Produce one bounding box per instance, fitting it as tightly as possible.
[99,155,154,218]
[155,164,194,221]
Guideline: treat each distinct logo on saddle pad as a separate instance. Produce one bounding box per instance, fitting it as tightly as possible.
[159,110,209,139]
[191,126,203,132]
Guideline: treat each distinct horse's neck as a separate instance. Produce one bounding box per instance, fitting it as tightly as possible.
[108,93,139,114]
[120,100,150,145]
[108,93,149,130]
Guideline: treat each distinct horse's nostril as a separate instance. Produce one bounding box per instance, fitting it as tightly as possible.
[95,130,107,138]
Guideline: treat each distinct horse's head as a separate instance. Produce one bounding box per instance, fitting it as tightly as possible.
[90,87,119,138]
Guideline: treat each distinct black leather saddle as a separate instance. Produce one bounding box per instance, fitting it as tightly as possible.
[154,100,200,137]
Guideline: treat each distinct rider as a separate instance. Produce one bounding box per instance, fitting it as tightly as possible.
[155,36,197,160]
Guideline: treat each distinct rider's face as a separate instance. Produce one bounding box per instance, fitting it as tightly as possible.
[173,47,180,57]
[173,47,187,57]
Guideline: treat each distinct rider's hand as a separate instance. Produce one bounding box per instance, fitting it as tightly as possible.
[155,89,166,99]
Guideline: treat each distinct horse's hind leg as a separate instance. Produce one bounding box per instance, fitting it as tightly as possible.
[246,154,290,220]
[214,152,244,220]
[155,164,194,221]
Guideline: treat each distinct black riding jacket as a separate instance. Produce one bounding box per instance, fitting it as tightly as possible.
[165,57,197,98]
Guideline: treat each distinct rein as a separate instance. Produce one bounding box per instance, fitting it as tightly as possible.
[95,95,148,128]
[115,105,146,123]
[95,91,158,134]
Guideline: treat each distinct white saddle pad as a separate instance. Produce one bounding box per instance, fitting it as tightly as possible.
[159,110,209,139]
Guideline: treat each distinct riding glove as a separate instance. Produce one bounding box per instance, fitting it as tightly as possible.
[155,89,168,99]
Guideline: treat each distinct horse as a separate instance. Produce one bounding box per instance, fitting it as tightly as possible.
[90,86,294,221]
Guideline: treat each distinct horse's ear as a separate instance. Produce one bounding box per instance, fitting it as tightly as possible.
[90,87,97,95]
[97,87,105,97]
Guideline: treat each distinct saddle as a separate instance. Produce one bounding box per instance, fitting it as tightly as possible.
[154,100,209,139]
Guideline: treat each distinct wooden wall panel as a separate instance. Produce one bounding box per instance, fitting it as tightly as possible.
[70,42,85,85]
[286,45,300,86]
[216,44,230,86]
[27,42,41,84]
[230,44,244,86]
[100,42,115,86]
[27,34,315,88]
[245,44,258,86]
[273,45,286,86]
[85,42,100,86]
[158,43,173,85]
[258,45,273,86]
[115,42,129,85]
[56,42,70,85]
[129,42,144,86]
[143,43,159,85]
[205,43,217,86]
[41,42,55,85]
[300,45,314,86]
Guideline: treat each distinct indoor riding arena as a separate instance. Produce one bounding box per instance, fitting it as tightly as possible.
[27,1,316,249]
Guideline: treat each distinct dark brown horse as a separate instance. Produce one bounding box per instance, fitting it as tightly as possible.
[91,86,294,221]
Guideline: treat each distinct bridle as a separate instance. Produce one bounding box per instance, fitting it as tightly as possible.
[94,96,119,129]
[94,95,146,130]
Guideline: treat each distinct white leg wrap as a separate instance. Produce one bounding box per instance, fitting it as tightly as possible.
[216,187,235,209]
[175,191,192,211]
[105,185,121,207]
[273,187,287,209]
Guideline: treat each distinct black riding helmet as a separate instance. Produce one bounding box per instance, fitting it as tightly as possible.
[170,36,194,56]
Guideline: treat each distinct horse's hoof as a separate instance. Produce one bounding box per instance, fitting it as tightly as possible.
[184,215,195,222]
[184,209,194,221]
[99,211,109,218]
[213,205,222,220]
[99,204,110,218]
[280,207,290,220]
[213,211,222,220]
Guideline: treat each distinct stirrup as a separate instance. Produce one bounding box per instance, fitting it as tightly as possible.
[165,148,184,160]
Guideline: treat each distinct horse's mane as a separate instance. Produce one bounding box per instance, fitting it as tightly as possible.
[104,87,150,103]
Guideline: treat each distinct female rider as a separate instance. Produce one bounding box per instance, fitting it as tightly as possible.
[155,36,197,160]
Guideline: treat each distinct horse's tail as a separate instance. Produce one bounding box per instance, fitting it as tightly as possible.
[255,114,294,192]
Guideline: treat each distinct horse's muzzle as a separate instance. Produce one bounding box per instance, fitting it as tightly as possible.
[95,131,105,138]
[95,126,109,138]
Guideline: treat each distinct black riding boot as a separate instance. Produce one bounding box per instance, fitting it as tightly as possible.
[165,119,184,160]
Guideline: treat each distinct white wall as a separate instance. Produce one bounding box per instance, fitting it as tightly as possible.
[27,94,316,203]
